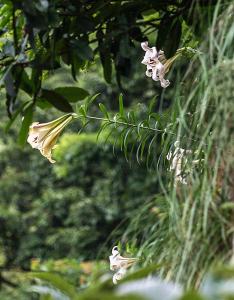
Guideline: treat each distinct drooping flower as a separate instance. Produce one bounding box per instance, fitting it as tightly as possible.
[109,246,138,284]
[141,41,170,88]
[27,113,75,163]
[141,42,193,88]
[167,141,200,185]
[113,268,127,285]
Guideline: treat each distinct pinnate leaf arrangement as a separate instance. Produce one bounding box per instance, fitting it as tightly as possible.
[27,42,200,189]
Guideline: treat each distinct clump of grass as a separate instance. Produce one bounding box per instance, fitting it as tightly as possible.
[122,2,234,288]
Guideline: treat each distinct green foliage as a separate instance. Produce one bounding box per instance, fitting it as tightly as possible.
[0,0,217,128]
[0,127,160,269]
[10,263,234,300]
[0,1,233,299]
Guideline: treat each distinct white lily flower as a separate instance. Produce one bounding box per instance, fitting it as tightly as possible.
[141,42,194,88]
[141,41,170,88]
[113,268,127,285]
[167,141,200,185]
[109,246,138,284]
[27,113,75,163]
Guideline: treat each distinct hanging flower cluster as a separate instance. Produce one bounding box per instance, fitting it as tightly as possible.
[166,141,200,185]
[109,246,138,284]
[27,113,75,163]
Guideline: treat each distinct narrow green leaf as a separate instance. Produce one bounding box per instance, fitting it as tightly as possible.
[96,122,111,141]
[146,135,157,168]
[85,93,100,111]
[101,51,112,84]
[137,121,144,136]
[79,104,86,118]
[99,103,109,119]
[129,111,136,124]
[140,134,149,160]
[119,93,124,116]
[148,96,156,115]
[136,141,143,164]
[18,103,34,147]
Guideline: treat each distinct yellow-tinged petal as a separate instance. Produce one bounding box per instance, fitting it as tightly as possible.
[41,116,73,163]
[27,114,74,163]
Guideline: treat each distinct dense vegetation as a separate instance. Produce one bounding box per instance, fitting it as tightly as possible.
[0,0,233,299]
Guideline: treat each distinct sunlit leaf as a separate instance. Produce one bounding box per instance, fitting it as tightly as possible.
[18,103,34,146]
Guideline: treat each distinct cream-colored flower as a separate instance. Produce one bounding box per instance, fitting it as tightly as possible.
[27,113,75,163]
[167,141,200,185]
[109,246,138,284]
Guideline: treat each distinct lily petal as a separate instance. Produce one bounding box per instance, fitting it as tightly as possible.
[27,114,74,163]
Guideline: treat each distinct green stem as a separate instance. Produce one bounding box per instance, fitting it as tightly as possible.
[85,115,168,134]
[73,114,209,145]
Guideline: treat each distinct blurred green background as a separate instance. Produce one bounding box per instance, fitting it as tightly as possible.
[0,0,233,299]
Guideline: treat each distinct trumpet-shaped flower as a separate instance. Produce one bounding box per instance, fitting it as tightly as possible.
[109,246,138,284]
[27,113,75,163]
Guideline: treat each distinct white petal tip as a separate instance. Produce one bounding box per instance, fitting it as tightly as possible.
[141,41,149,51]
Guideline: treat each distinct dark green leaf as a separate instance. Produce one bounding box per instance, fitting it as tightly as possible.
[156,16,182,58]
[4,69,16,98]
[15,69,33,95]
[54,87,89,102]
[36,99,53,110]
[40,89,74,112]
[4,68,16,116]
[71,54,85,80]
[100,50,112,84]
[71,40,93,61]
[31,68,42,94]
